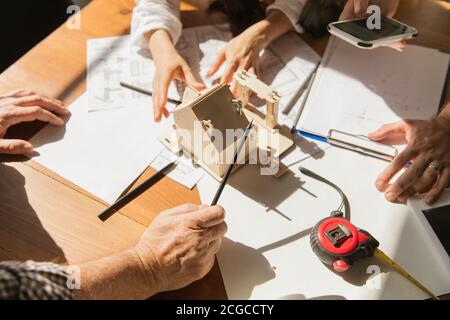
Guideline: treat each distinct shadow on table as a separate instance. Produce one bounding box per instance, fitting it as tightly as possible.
[0,163,66,263]
[215,238,276,299]
[228,165,315,222]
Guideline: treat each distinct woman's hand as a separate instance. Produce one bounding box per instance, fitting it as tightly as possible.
[369,117,450,204]
[208,9,293,84]
[149,30,205,122]
[0,89,68,154]
[134,204,227,293]
[339,0,405,51]
[207,28,264,84]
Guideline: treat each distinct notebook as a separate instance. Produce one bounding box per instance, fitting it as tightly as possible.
[298,37,450,138]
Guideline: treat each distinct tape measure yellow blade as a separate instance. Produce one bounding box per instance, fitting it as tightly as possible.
[373,248,440,300]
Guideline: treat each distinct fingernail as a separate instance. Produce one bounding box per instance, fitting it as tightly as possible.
[24,144,34,153]
[375,180,384,190]
[424,196,433,204]
[385,192,396,202]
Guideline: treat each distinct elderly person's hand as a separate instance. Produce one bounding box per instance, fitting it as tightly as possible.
[369,117,450,205]
[134,204,227,293]
[339,0,405,51]
[0,89,69,154]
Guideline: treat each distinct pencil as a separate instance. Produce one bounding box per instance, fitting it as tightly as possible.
[120,81,183,105]
[210,121,253,206]
[291,63,319,131]
[98,161,177,221]
[282,63,319,115]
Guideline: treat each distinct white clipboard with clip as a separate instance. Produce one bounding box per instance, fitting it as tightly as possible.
[327,129,398,161]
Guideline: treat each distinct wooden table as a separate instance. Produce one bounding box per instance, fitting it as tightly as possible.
[0,0,449,300]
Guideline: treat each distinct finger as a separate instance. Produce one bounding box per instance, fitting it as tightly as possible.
[5,106,65,127]
[208,238,222,255]
[354,0,370,17]
[339,0,355,20]
[250,58,261,79]
[411,167,439,194]
[375,146,416,192]
[386,0,400,17]
[207,50,226,78]
[163,203,203,216]
[193,205,225,228]
[152,78,162,122]
[0,139,34,155]
[221,59,239,84]
[368,121,406,141]
[14,95,68,115]
[181,64,206,91]
[238,56,252,72]
[425,168,450,205]
[386,40,407,52]
[197,249,217,279]
[203,222,227,242]
[0,89,36,99]
[396,186,416,204]
[158,72,173,119]
[384,155,430,202]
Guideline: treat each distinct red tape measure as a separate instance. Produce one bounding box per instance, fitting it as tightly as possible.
[310,212,379,272]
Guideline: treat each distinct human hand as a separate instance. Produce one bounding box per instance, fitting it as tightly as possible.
[134,204,227,293]
[369,118,450,204]
[0,89,68,154]
[207,29,264,84]
[339,0,405,51]
[149,30,205,122]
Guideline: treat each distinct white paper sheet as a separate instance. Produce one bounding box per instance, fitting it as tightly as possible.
[87,36,152,111]
[175,25,321,128]
[299,37,450,137]
[150,149,205,190]
[29,93,164,204]
[198,141,450,299]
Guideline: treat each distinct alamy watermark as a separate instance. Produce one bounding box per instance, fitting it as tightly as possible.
[66,5,81,30]
[366,5,381,30]
[175,122,281,176]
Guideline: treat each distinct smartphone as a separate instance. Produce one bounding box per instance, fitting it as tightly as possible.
[328,16,418,49]
[408,189,450,259]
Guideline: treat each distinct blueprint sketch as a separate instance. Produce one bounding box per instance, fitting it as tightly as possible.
[150,148,205,190]
[87,25,321,126]
[175,24,321,128]
[87,36,157,111]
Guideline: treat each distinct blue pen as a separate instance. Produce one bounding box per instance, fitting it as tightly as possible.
[295,129,412,167]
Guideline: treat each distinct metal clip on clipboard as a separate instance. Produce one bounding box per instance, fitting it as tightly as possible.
[327,129,398,161]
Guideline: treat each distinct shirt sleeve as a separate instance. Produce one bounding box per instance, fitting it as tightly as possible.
[131,0,182,49]
[267,0,307,34]
[0,261,72,300]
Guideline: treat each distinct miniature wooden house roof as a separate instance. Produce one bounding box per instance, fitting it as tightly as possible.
[172,83,256,178]
[173,83,250,153]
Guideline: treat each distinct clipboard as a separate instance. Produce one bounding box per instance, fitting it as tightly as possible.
[293,40,450,162]
[327,129,398,161]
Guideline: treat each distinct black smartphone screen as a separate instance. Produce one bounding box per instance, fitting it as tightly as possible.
[423,204,450,257]
[334,16,410,41]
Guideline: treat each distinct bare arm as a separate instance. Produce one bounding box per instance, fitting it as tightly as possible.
[74,204,226,300]
[74,250,155,300]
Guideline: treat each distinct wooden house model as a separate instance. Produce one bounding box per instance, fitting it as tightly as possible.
[160,70,294,181]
